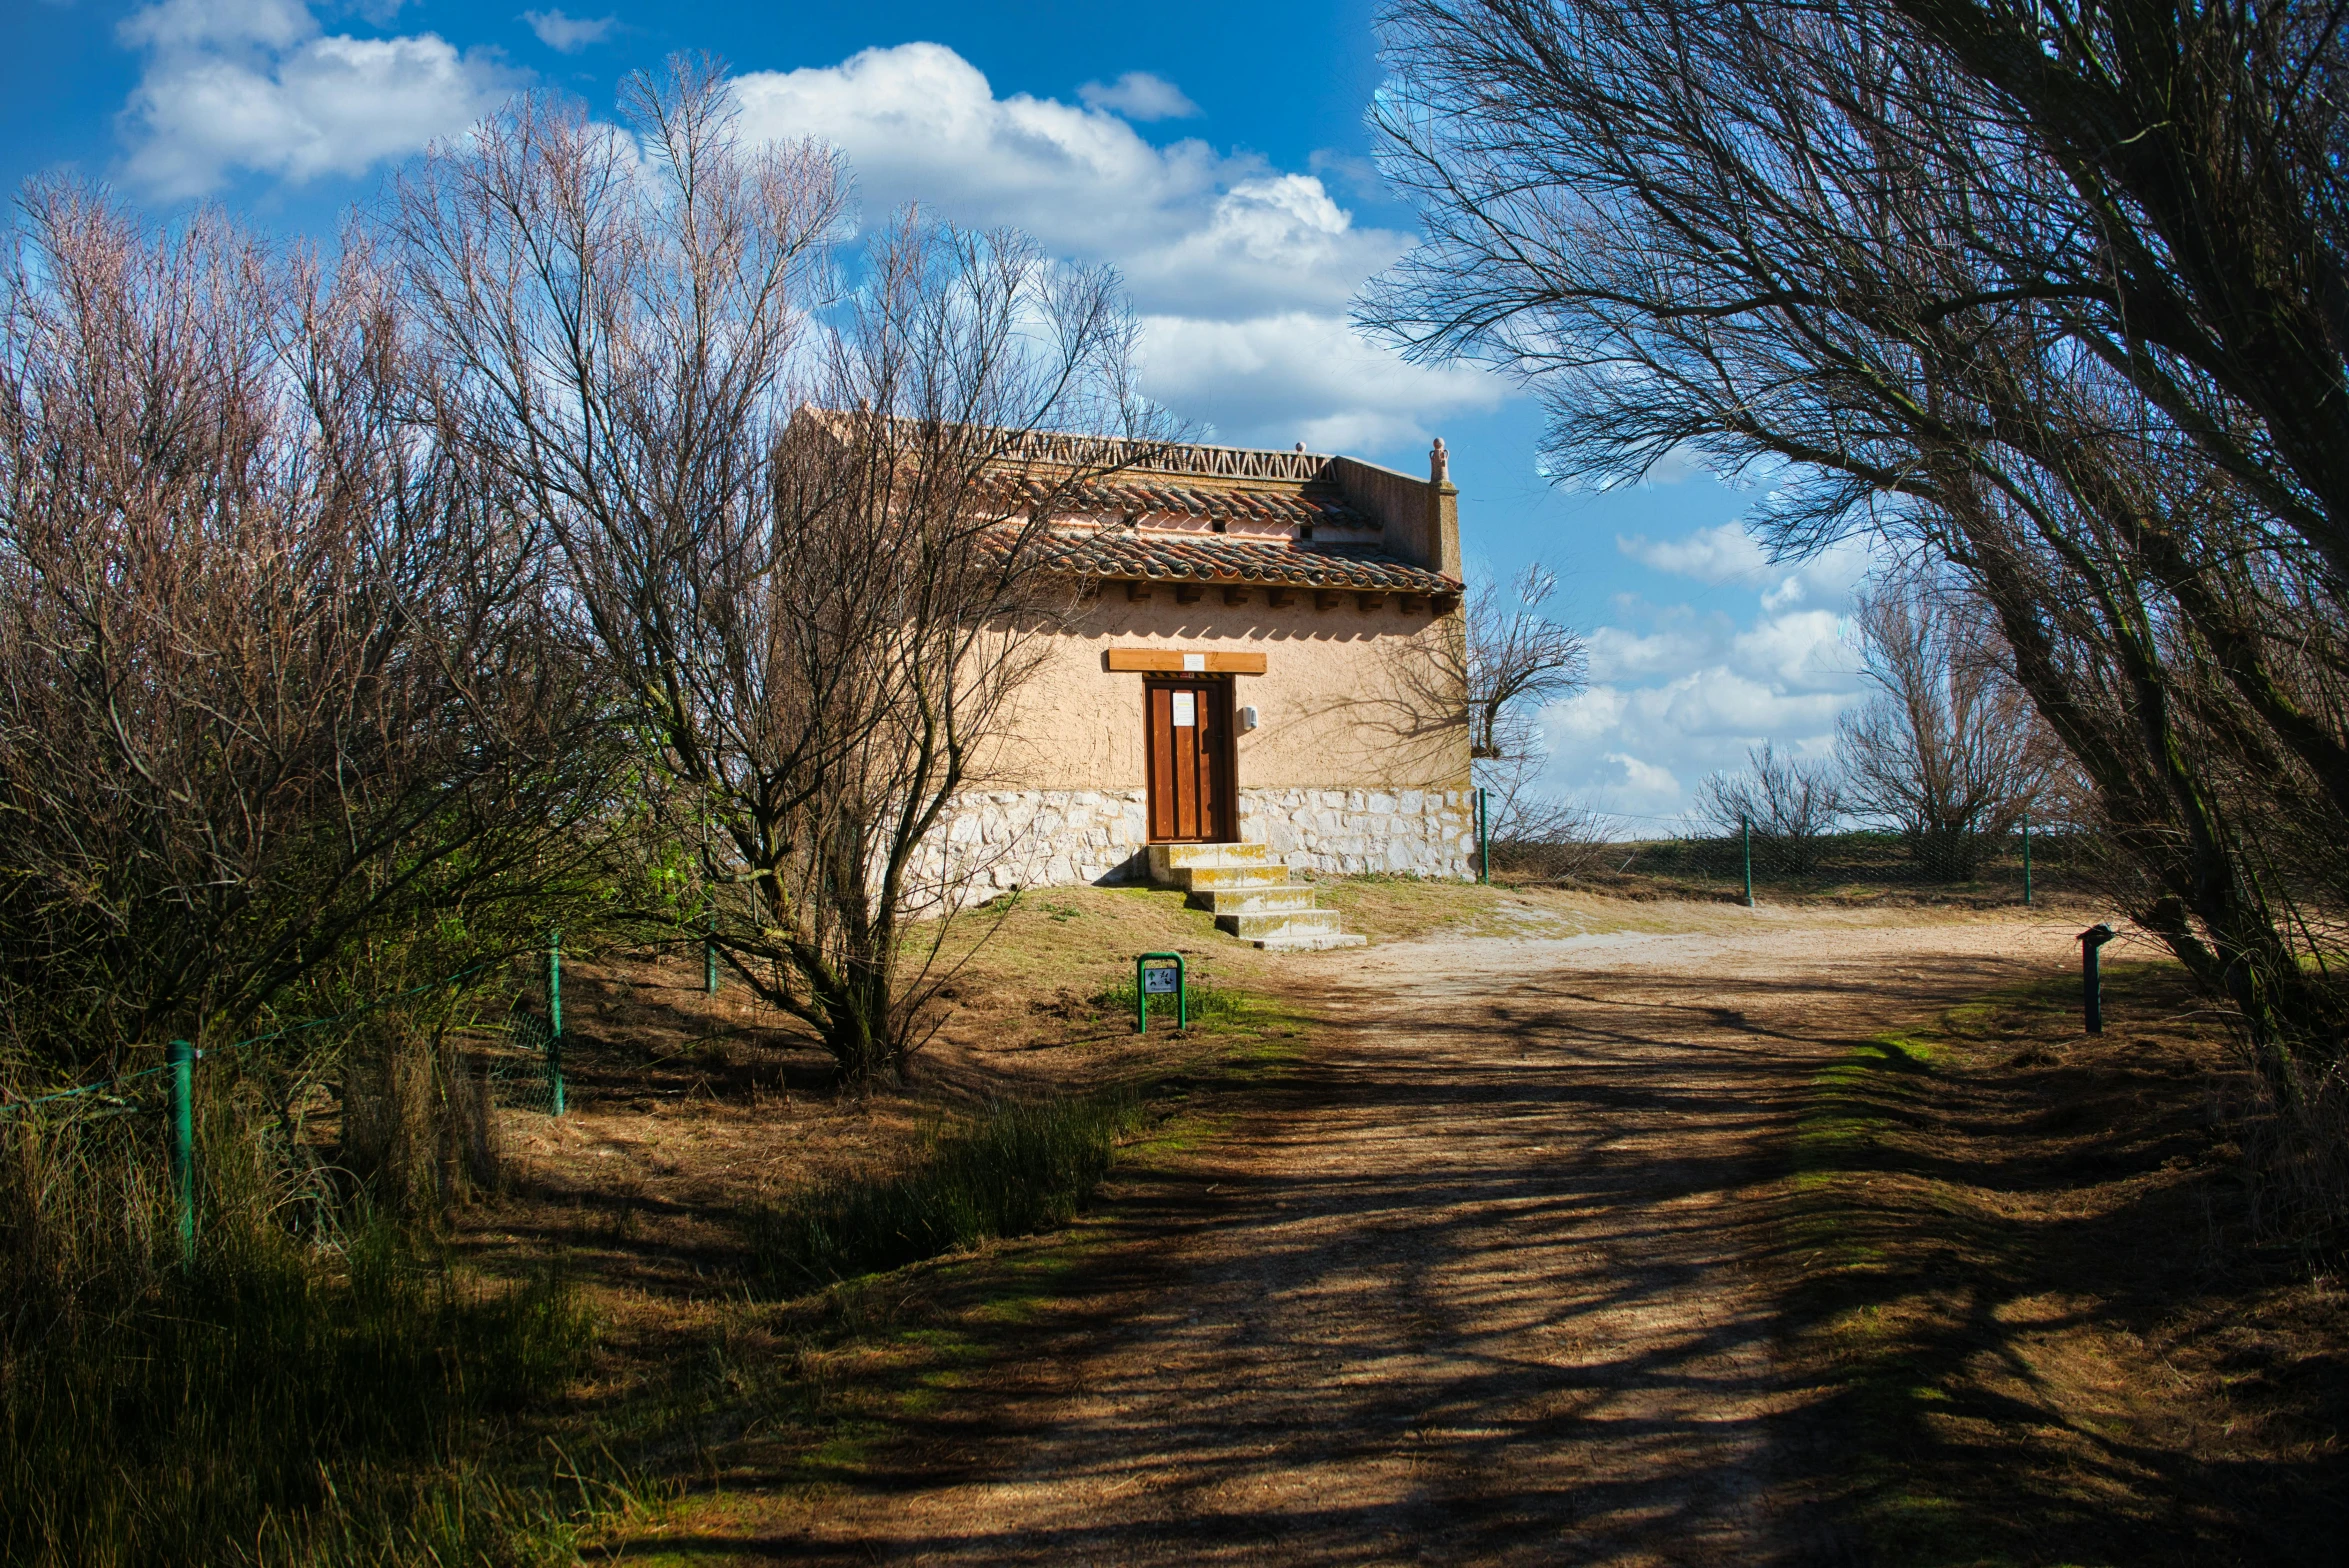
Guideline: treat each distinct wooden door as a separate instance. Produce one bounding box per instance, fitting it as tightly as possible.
[1144,678,1234,842]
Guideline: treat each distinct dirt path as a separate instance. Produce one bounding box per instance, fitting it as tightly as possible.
[715,910,2084,1565]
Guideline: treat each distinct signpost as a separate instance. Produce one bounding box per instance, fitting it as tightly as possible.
[2080,923,2115,1034]
[2022,813,2033,906]
[1134,951,1187,1033]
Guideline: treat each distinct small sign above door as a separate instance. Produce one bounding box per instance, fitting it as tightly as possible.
[1171,692,1196,727]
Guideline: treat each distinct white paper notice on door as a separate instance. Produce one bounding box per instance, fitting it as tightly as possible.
[1171,691,1196,727]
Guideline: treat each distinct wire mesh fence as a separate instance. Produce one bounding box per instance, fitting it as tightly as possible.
[1492,823,2100,900]
[458,1002,564,1117]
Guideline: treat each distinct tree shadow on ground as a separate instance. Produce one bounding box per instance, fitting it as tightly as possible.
[1768,962,2347,1567]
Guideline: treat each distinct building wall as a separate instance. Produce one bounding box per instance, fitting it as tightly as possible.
[983,592,1470,793]
[915,593,1476,888]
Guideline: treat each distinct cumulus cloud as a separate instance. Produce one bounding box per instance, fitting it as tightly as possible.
[1135,310,1507,453]
[1077,71,1199,121]
[522,9,615,52]
[1617,520,1770,582]
[116,0,514,199]
[726,43,1499,449]
[1535,560,1873,824]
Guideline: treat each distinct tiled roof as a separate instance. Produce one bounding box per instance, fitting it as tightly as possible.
[996,475,1369,530]
[1038,528,1459,593]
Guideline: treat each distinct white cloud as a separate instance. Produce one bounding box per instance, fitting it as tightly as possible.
[1596,752,1684,815]
[116,0,515,199]
[522,9,614,52]
[1617,520,1770,583]
[1533,559,1877,826]
[1135,311,1507,452]
[1078,71,1198,121]
[1732,609,1854,688]
[726,43,1499,449]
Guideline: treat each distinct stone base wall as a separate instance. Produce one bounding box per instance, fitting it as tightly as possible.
[913,786,1476,891]
[1240,787,1478,878]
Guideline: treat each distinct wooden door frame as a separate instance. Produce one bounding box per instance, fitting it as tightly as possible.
[1142,675,1238,843]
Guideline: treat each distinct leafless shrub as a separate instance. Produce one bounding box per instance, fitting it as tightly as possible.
[0,183,611,1106]
[1489,794,1613,879]
[1694,743,1845,874]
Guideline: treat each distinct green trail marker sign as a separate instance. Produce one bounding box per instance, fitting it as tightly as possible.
[1134,951,1187,1033]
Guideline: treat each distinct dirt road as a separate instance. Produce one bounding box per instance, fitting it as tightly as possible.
[733,910,2083,1564]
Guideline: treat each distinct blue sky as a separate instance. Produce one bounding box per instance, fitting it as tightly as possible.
[1,0,1874,825]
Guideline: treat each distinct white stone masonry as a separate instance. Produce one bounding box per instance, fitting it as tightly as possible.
[907,786,1476,891]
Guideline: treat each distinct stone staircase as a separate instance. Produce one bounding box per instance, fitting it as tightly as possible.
[1146,842,1367,951]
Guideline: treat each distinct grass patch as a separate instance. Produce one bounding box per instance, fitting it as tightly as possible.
[748,1091,1147,1290]
[1089,974,1256,1030]
[0,1222,624,1567]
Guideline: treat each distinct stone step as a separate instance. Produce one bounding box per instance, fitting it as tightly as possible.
[1177,863,1294,892]
[1186,884,1319,916]
[1253,931,1370,952]
[1147,842,1270,880]
[1217,908,1347,942]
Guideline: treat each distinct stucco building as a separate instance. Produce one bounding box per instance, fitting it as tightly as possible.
[936,430,1475,943]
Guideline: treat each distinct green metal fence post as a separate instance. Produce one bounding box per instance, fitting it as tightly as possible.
[1477,788,1490,884]
[705,915,719,997]
[1742,814,1755,908]
[547,929,565,1118]
[167,1039,195,1269]
[2022,813,2033,905]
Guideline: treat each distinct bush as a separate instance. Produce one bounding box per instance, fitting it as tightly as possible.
[750,1091,1144,1288]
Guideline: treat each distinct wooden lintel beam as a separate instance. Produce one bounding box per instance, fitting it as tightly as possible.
[1125,579,1153,601]
[1174,582,1204,604]
[1430,592,1460,615]
[1103,648,1269,674]
[1221,585,1250,605]
[1357,591,1387,612]
[1267,587,1297,608]
[1313,589,1344,610]
[1399,593,1427,614]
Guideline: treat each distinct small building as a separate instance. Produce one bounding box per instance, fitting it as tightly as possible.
[942,430,1475,938]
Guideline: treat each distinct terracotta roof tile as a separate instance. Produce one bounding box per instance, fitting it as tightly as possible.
[1031,528,1459,594]
[996,476,1369,530]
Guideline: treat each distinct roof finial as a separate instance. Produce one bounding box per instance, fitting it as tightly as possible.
[1430,435,1449,486]
[1294,441,1306,452]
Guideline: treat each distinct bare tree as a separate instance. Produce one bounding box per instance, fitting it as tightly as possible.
[1695,742,1845,873]
[0,184,608,1089]
[1362,0,2349,1072]
[1836,572,2051,876]
[396,60,1169,1080]
[1459,561,1586,823]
